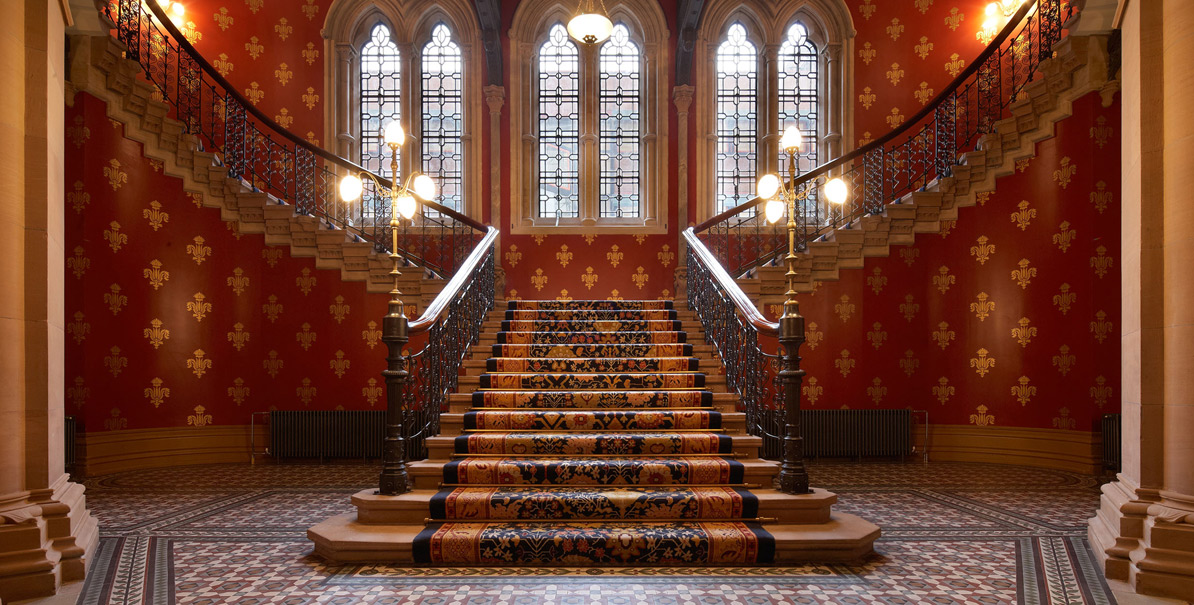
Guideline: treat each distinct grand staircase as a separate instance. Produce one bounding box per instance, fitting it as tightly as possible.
[310,299,879,565]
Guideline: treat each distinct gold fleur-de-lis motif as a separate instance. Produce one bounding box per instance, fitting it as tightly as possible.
[858,131,874,146]
[65,376,88,408]
[834,350,855,377]
[187,236,211,265]
[263,294,283,322]
[274,62,293,86]
[531,268,548,291]
[261,248,283,268]
[1011,258,1036,289]
[886,62,904,86]
[867,322,887,349]
[899,247,919,267]
[1090,310,1113,344]
[867,377,887,404]
[67,115,90,148]
[632,267,650,290]
[1052,407,1076,430]
[1053,283,1076,315]
[977,191,993,206]
[804,322,823,350]
[213,7,233,30]
[607,245,624,268]
[867,267,887,295]
[187,292,211,322]
[858,86,876,110]
[213,53,234,77]
[244,81,264,105]
[945,7,965,30]
[581,233,597,245]
[67,312,89,345]
[970,405,995,427]
[362,321,381,349]
[273,108,294,129]
[103,159,127,191]
[362,378,382,406]
[302,0,320,20]
[802,377,822,406]
[68,181,90,214]
[104,408,127,431]
[608,288,623,301]
[330,350,351,378]
[301,86,320,110]
[227,378,249,406]
[768,304,783,320]
[104,221,127,252]
[179,19,202,43]
[1090,116,1112,149]
[657,245,675,267]
[932,266,955,294]
[296,267,316,295]
[915,35,934,60]
[970,348,995,377]
[859,0,876,20]
[245,36,263,60]
[944,53,965,77]
[556,244,573,268]
[296,378,316,405]
[1089,180,1113,214]
[1011,317,1037,348]
[274,17,292,40]
[970,292,994,321]
[932,321,955,350]
[939,220,957,239]
[1090,245,1113,278]
[104,283,127,315]
[188,405,213,427]
[144,377,170,408]
[245,0,263,13]
[934,377,954,405]
[900,350,919,377]
[900,294,920,322]
[143,318,170,349]
[505,244,522,267]
[886,107,905,129]
[1053,345,1076,376]
[886,18,904,41]
[104,346,128,377]
[225,322,250,352]
[227,268,249,296]
[67,246,90,279]
[634,234,647,245]
[296,322,317,351]
[970,236,995,265]
[187,349,211,378]
[1053,221,1076,252]
[302,41,320,66]
[1012,376,1036,406]
[1053,157,1077,189]
[1010,201,1036,231]
[264,350,284,378]
[834,295,855,323]
[1090,375,1112,408]
[582,266,599,290]
[859,42,876,65]
[187,191,203,208]
[914,82,934,105]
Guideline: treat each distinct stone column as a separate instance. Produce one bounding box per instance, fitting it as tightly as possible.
[1088,0,1194,600]
[484,85,505,297]
[672,85,694,307]
[0,1,99,601]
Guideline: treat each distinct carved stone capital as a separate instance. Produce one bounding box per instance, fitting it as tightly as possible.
[672,84,695,114]
[483,85,505,114]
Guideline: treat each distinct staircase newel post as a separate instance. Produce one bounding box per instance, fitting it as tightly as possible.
[777,311,810,495]
[378,303,410,495]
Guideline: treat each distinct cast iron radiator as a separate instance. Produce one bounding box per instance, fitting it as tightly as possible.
[64,415,77,473]
[1102,413,1122,471]
[269,410,385,461]
[801,409,913,459]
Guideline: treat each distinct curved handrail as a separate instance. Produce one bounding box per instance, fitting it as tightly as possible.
[684,228,776,335]
[411,226,498,332]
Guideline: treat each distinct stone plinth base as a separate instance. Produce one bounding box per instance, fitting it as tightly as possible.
[0,475,99,602]
[1089,478,1194,601]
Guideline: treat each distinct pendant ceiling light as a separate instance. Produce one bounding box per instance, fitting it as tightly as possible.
[567,0,613,45]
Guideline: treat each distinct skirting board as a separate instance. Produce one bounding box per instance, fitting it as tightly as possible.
[75,423,1103,476]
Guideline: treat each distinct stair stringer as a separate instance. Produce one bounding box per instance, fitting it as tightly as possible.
[67,34,446,305]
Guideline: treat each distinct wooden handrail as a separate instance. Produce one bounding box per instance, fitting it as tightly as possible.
[683,228,777,336]
[694,0,1042,234]
[410,226,498,333]
[127,0,487,233]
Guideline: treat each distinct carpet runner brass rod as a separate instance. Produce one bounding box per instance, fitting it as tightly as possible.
[475,388,711,392]
[483,371,703,374]
[422,517,779,524]
[448,453,747,458]
[460,428,726,433]
[438,483,763,488]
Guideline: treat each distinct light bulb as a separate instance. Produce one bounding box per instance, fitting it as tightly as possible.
[824,177,848,205]
[757,174,780,200]
[764,199,785,224]
[567,13,613,44]
[412,174,435,201]
[985,2,998,16]
[338,174,363,201]
[395,192,418,220]
[171,2,185,17]
[383,122,405,147]
[780,126,802,152]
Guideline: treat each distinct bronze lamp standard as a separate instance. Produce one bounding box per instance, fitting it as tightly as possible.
[755,125,848,494]
[338,121,437,495]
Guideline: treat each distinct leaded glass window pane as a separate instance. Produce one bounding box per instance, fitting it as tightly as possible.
[715,23,757,214]
[360,23,400,177]
[421,23,464,214]
[598,24,641,219]
[778,22,819,176]
[537,24,580,219]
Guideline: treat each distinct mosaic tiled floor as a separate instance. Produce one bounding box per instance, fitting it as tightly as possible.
[74,462,1116,604]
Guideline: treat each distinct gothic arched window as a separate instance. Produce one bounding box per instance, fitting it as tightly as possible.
[537,23,581,219]
[599,24,642,218]
[714,23,758,214]
[359,23,401,176]
[421,24,465,213]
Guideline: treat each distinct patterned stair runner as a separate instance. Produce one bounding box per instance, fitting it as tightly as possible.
[413,300,776,566]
